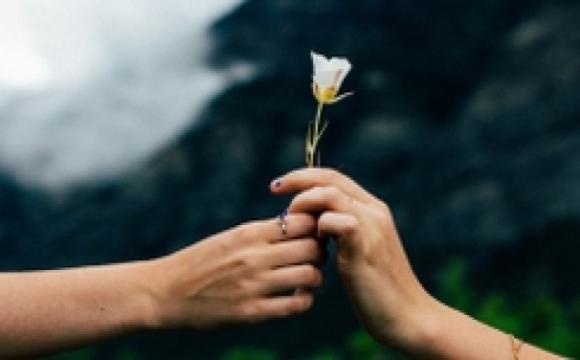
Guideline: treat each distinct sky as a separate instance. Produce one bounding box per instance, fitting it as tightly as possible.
[0,0,245,191]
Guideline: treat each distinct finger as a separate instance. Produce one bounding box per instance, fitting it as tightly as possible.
[318,211,360,255]
[245,293,313,321]
[264,238,322,268]
[271,168,378,204]
[240,214,316,243]
[258,265,322,295]
[318,211,359,239]
[287,186,361,215]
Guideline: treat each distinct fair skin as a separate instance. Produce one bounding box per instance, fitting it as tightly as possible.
[0,214,322,358]
[271,168,563,359]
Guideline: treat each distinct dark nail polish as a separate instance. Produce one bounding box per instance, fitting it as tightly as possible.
[272,179,282,188]
[279,209,288,220]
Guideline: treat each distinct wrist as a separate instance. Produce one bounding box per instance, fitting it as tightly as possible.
[136,245,208,331]
[130,258,172,331]
[383,290,447,356]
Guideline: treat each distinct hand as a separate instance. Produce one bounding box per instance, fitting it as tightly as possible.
[146,214,323,330]
[270,168,435,347]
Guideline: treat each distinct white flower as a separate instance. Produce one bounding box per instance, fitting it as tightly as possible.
[311,51,353,104]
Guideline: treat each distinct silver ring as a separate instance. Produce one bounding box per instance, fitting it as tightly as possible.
[278,213,288,237]
[281,220,288,236]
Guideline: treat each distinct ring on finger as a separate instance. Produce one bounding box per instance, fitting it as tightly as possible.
[277,211,288,237]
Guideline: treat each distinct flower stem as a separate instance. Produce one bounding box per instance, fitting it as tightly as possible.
[307,102,324,168]
[314,102,323,143]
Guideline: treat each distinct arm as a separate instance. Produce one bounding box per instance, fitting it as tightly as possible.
[0,262,155,357]
[271,168,562,359]
[0,214,323,358]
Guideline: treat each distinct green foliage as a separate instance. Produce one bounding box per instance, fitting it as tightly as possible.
[222,347,277,360]
[346,332,387,360]
[436,258,475,313]
[475,293,524,334]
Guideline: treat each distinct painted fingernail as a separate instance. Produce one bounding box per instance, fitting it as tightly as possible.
[279,209,288,220]
[272,179,282,188]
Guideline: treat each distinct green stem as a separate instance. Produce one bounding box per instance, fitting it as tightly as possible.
[314,102,323,142]
[308,102,324,168]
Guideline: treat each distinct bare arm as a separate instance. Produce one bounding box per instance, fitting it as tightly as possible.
[0,214,322,358]
[405,301,555,359]
[272,168,562,359]
[0,262,156,357]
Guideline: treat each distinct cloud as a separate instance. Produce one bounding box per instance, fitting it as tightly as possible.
[0,0,243,191]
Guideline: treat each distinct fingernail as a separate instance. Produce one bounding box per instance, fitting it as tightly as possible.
[279,208,288,220]
[272,179,282,188]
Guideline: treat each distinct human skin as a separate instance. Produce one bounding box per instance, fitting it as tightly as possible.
[0,214,322,358]
[271,168,562,359]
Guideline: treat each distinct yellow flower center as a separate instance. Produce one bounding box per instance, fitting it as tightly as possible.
[313,84,338,104]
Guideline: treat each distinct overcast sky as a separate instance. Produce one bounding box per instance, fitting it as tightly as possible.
[0,0,244,191]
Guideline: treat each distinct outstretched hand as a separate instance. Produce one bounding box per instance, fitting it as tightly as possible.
[147,214,324,330]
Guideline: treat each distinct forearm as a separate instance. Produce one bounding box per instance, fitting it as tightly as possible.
[398,298,563,359]
[0,261,159,358]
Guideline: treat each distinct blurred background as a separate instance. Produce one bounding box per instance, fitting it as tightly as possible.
[1,0,579,358]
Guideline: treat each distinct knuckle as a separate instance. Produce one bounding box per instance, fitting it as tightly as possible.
[374,204,394,229]
[237,302,258,319]
[235,222,257,240]
[237,278,255,294]
[379,202,392,216]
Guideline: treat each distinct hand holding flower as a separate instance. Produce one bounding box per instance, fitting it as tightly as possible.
[271,168,431,349]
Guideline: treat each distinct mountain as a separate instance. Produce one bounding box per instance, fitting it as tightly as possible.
[0,0,579,358]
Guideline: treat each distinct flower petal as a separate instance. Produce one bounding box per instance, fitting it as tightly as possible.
[313,69,337,90]
[328,58,352,90]
[311,51,328,74]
